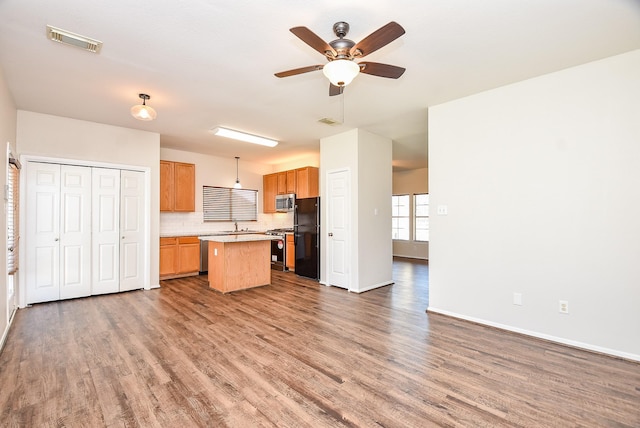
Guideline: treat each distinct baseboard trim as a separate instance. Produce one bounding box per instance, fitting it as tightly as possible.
[426,306,640,363]
[351,281,394,294]
[0,307,17,354]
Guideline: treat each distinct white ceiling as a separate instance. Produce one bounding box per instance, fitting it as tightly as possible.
[1,0,639,171]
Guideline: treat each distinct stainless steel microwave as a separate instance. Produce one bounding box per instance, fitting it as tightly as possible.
[275,193,295,212]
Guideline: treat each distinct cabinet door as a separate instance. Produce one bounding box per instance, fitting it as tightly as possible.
[263,173,277,213]
[160,238,178,277]
[286,234,295,270]
[277,171,288,194]
[160,160,174,212]
[174,162,195,212]
[295,167,319,199]
[177,237,200,274]
[286,170,296,194]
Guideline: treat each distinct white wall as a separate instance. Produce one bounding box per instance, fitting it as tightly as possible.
[392,168,429,259]
[320,128,393,293]
[16,111,161,289]
[0,66,17,349]
[429,49,640,360]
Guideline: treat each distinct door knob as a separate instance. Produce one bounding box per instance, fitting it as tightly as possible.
[54,238,59,241]
[328,232,333,237]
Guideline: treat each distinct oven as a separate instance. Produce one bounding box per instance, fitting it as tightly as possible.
[265,229,293,271]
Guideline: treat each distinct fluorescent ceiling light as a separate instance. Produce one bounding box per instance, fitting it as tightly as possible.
[212,127,278,147]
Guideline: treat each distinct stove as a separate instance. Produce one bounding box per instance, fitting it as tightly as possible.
[265,229,293,270]
[264,228,293,236]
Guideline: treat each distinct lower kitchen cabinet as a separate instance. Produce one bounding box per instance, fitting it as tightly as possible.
[160,236,200,279]
[286,234,295,271]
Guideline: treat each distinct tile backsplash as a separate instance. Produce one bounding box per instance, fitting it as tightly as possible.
[160,212,294,236]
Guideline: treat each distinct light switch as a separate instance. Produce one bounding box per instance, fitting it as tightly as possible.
[437,205,448,215]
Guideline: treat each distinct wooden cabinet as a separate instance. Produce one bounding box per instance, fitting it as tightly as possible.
[294,166,319,199]
[160,236,200,279]
[263,166,318,212]
[263,173,278,213]
[177,236,200,274]
[286,234,295,271]
[160,160,195,212]
[286,170,296,194]
[160,237,179,277]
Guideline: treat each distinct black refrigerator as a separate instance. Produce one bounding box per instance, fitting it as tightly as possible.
[294,197,320,280]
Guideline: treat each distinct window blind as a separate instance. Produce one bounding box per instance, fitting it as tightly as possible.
[203,186,257,222]
[7,158,20,275]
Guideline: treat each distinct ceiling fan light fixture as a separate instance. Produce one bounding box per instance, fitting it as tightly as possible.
[130,93,157,121]
[322,59,360,86]
[212,127,278,147]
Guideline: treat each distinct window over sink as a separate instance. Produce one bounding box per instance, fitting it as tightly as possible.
[203,186,257,221]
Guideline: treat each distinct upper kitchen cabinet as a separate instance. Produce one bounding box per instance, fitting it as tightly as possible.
[263,173,278,213]
[160,160,195,212]
[263,166,318,212]
[295,166,319,198]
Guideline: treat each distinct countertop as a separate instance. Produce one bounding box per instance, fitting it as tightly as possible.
[198,234,279,243]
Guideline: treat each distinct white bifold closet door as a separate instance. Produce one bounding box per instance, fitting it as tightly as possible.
[26,163,92,303]
[92,168,145,294]
[26,163,146,304]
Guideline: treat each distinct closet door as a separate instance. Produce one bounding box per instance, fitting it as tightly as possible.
[26,163,91,303]
[92,168,121,295]
[58,165,92,300]
[26,163,61,303]
[119,170,145,292]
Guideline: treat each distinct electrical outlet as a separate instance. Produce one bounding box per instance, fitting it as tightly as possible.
[513,293,523,306]
[437,205,448,215]
[559,300,569,314]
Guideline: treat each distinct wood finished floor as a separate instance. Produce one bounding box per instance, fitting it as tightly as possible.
[1,258,639,427]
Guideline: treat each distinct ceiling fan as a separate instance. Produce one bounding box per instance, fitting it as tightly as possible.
[274,21,406,96]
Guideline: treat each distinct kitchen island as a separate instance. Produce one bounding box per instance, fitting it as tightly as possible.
[199,234,277,293]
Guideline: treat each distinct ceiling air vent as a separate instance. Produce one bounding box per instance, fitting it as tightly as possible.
[318,117,341,126]
[46,25,102,53]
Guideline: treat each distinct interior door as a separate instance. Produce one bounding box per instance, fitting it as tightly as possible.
[92,168,120,295]
[26,162,61,303]
[58,165,92,300]
[326,169,350,289]
[119,170,145,292]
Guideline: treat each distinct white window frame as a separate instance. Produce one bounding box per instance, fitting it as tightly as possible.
[414,193,429,242]
[392,194,410,240]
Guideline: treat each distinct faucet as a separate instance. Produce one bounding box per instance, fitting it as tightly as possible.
[234,221,238,232]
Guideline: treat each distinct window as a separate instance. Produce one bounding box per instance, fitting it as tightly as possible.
[414,193,429,242]
[203,186,257,221]
[392,194,410,240]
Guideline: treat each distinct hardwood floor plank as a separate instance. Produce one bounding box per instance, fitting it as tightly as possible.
[1,259,639,427]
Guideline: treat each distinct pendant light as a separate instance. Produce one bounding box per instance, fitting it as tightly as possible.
[233,156,242,189]
[130,93,157,121]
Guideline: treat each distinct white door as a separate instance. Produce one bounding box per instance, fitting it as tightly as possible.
[58,165,92,300]
[26,162,61,303]
[326,169,350,290]
[26,163,91,303]
[119,170,145,292]
[92,168,120,295]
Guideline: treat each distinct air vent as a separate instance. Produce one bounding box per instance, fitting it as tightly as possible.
[318,117,342,126]
[46,25,102,53]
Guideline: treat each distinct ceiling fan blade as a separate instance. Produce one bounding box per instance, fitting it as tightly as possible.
[329,84,344,96]
[274,65,323,78]
[290,26,336,57]
[358,62,406,79]
[350,22,405,58]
